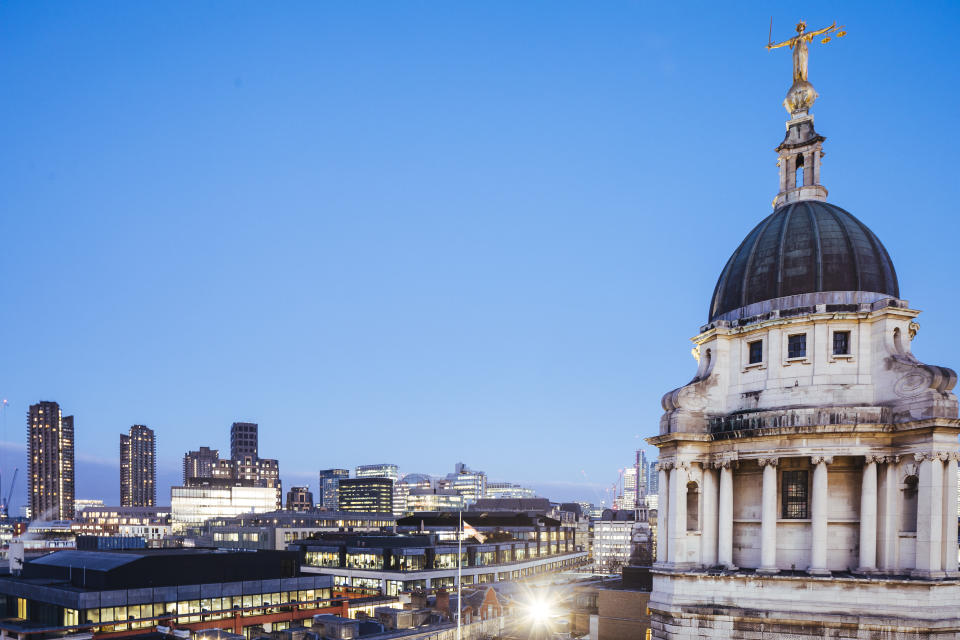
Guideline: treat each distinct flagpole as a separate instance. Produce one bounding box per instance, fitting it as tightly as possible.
[457,508,462,640]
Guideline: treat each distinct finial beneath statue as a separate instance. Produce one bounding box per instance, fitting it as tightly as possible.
[767,19,846,116]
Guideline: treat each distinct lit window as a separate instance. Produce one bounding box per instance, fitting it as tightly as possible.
[787,334,806,359]
[748,340,763,364]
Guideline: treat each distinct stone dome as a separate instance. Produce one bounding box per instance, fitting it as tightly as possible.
[709,201,899,322]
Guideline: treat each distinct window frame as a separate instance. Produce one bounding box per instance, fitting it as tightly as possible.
[787,333,807,359]
[781,469,809,520]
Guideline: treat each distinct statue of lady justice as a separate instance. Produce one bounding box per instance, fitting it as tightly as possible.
[767,20,846,114]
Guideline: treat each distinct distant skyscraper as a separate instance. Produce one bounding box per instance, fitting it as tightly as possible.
[486,482,536,499]
[647,458,659,495]
[622,467,638,511]
[120,424,156,507]
[27,401,75,520]
[318,469,350,510]
[183,446,220,482]
[230,422,258,461]
[286,486,314,512]
[338,478,393,513]
[444,462,486,506]
[355,464,399,482]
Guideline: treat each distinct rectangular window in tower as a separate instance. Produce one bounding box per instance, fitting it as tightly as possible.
[787,334,806,359]
[748,340,763,364]
[833,331,850,355]
[781,470,809,519]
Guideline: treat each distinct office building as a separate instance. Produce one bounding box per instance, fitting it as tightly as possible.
[297,511,587,594]
[230,421,258,460]
[355,464,406,517]
[405,487,465,512]
[204,509,395,550]
[0,549,354,640]
[593,510,636,573]
[286,486,314,512]
[338,478,393,514]
[442,463,486,506]
[318,469,350,510]
[120,424,156,507]
[355,464,399,482]
[171,483,279,532]
[485,482,536,499]
[27,401,75,521]
[72,505,172,540]
[183,446,220,482]
[621,467,638,511]
[646,459,659,495]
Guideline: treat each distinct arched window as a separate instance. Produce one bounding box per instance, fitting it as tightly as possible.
[686,481,700,531]
[795,154,805,188]
[901,475,918,533]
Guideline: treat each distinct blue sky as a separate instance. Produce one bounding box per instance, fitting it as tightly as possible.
[1,2,958,509]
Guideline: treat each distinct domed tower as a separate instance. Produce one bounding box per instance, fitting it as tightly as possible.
[647,22,960,640]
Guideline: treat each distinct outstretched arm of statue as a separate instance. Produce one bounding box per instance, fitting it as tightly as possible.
[806,22,837,39]
[766,37,793,50]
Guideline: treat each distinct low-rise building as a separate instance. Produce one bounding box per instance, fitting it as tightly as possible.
[203,510,395,550]
[294,532,587,596]
[0,548,366,640]
[592,510,635,573]
[73,505,172,540]
[171,481,279,532]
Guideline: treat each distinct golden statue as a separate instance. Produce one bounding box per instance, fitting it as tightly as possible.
[767,20,846,115]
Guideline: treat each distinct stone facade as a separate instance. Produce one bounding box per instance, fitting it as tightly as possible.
[646,74,960,638]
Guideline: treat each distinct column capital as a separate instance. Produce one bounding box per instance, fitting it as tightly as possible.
[655,461,674,472]
[881,454,901,464]
[914,451,933,463]
[936,451,952,462]
[711,455,738,469]
[864,454,884,465]
[758,457,780,467]
[810,455,833,465]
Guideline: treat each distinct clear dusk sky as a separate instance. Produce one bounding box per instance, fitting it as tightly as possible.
[1,2,959,510]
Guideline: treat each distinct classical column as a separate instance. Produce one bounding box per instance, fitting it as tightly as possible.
[717,461,736,569]
[701,463,718,567]
[655,462,670,564]
[668,463,688,565]
[857,455,880,573]
[943,453,959,576]
[877,456,900,572]
[914,452,946,578]
[758,457,779,574]
[809,455,832,576]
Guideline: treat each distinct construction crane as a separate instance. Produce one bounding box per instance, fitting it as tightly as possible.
[0,468,17,520]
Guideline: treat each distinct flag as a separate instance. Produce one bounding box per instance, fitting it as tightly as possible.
[462,521,486,543]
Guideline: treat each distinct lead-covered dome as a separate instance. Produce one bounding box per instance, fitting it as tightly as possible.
[709,201,899,322]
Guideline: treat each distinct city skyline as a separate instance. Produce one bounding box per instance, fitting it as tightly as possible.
[2,3,959,510]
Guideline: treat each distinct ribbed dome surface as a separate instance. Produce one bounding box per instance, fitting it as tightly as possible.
[709,201,899,321]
